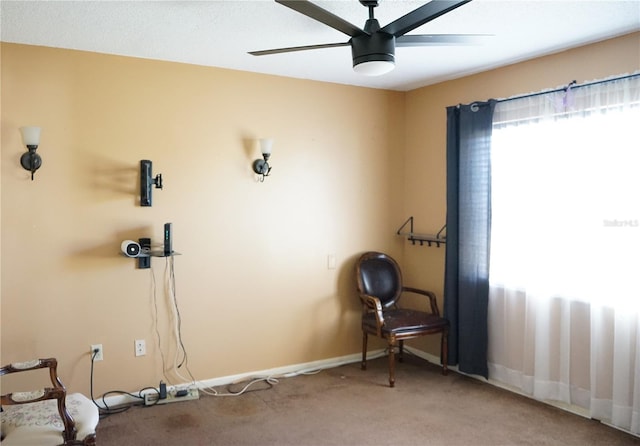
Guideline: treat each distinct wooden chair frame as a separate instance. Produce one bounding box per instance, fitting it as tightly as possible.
[1,358,97,445]
[356,251,449,387]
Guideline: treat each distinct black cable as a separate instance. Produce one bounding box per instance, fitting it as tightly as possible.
[89,349,157,418]
[90,349,130,415]
[170,256,188,368]
[167,256,196,383]
[89,349,102,411]
[88,257,201,415]
[150,265,171,384]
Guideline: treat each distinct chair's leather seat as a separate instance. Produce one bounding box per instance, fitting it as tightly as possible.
[362,309,448,334]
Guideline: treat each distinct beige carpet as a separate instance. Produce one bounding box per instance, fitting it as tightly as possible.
[97,355,640,445]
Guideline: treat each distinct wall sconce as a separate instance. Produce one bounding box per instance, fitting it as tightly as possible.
[252,138,273,182]
[20,126,42,181]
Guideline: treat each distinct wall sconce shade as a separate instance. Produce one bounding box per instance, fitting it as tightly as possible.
[253,138,273,182]
[260,138,273,156]
[21,126,41,147]
[19,126,42,181]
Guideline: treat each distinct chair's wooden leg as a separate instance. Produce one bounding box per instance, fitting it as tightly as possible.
[361,331,368,370]
[399,340,404,363]
[388,340,396,387]
[441,328,449,376]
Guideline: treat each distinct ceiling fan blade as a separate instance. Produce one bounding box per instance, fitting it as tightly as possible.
[381,0,473,37]
[249,42,350,56]
[396,34,491,46]
[276,0,365,37]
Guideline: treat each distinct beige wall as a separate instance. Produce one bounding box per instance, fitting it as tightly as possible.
[2,31,638,395]
[1,43,405,394]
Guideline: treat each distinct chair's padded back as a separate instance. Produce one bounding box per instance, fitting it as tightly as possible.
[357,252,402,308]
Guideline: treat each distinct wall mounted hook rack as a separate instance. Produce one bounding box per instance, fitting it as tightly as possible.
[396,216,446,247]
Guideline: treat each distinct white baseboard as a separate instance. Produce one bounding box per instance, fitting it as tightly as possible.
[99,349,387,409]
[403,346,443,365]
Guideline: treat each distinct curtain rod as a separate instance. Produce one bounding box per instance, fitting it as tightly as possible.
[496,72,640,104]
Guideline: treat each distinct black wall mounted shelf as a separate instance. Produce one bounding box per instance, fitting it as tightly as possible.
[120,237,180,269]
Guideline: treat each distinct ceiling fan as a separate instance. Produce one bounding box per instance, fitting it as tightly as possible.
[249,0,483,76]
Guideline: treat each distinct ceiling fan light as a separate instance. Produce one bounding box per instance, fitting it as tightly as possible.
[353,60,395,76]
[351,32,396,76]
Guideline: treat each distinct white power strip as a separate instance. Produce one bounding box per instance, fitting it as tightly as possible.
[144,388,199,406]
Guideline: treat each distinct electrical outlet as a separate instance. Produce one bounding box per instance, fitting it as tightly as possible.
[91,344,103,361]
[135,339,146,357]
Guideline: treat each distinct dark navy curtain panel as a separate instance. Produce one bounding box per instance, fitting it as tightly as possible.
[444,101,496,379]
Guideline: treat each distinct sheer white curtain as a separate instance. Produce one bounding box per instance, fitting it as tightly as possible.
[487,74,640,434]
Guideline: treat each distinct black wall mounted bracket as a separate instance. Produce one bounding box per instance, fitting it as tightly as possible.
[138,238,151,269]
[396,216,446,247]
[140,160,163,206]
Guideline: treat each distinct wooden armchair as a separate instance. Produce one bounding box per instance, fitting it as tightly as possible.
[1,358,99,445]
[356,251,449,387]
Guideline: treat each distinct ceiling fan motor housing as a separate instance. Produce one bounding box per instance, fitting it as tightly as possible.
[251,0,478,75]
[351,32,395,68]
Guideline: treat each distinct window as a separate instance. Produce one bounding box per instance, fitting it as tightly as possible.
[489,77,640,309]
[487,75,640,434]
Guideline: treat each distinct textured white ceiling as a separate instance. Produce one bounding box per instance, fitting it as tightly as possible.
[2,0,639,91]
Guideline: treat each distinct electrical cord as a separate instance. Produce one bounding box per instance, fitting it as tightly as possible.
[161,256,326,397]
[89,349,151,418]
[164,256,196,386]
[84,253,198,417]
[91,252,326,411]
[201,376,280,397]
[150,265,172,385]
[196,368,323,397]
[167,256,184,368]
[168,256,192,374]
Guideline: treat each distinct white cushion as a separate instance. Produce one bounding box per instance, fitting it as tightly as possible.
[1,393,98,445]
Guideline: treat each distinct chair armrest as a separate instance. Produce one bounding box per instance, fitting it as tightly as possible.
[1,358,65,399]
[1,357,78,443]
[1,358,54,376]
[402,287,441,316]
[360,294,385,336]
[2,358,56,372]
